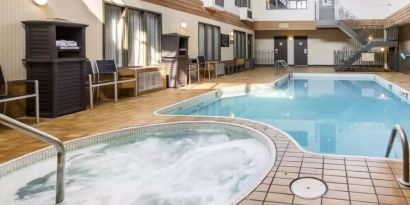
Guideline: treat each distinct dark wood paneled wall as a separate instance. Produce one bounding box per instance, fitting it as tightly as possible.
[140,0,254,30]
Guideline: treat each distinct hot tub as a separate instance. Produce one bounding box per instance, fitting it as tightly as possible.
[0,121,276,205]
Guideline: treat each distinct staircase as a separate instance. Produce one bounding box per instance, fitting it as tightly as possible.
[315,1,399,71]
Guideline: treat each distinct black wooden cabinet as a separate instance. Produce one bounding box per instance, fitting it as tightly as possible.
[161,33,189,88]
[22,20,88,118]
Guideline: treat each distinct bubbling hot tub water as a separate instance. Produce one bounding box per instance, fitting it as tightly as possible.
[0,124,274,205]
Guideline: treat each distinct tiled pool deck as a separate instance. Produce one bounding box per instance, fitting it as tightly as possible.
[2,67,410,204]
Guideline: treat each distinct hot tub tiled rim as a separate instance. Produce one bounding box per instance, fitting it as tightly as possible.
[0,121,277,205]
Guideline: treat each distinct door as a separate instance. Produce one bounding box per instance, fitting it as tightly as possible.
[319,0,335,20]
[274,36,288,63]
[294,36,308,66]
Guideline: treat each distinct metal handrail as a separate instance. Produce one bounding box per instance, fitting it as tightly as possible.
[385,124,410,187]
[0,114,66,204]
[274,60,293,78]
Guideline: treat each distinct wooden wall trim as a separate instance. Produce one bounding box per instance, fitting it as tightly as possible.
[140,0,253,30]
[254,21,317,31]
[387,4,410,25]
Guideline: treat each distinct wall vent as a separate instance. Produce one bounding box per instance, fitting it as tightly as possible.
[138,71,163,92]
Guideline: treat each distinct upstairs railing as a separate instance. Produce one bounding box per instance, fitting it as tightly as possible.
[315,1,399,70]
[334,51,410,71]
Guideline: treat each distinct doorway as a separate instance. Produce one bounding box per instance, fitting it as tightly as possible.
[294,36,308,66]
[274,36,288,63]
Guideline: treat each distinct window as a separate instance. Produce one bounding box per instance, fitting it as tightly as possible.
[266,0,307,10]
[104,4,161,67]
[233,30,246,58]
[236,0,251,8]
[198,23,220,61]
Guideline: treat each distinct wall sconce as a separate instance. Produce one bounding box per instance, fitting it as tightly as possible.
[368,36,373,41]
[229,32,234,44]
[180,21,187,29]
[288,36,294,41]
[381,48,385,52]
[33,0,48,6]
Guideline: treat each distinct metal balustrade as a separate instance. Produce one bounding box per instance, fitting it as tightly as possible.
[315,1,398,71]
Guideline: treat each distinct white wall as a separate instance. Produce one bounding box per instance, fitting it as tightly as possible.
[109,0,253,61]
[255,29,350,65]
[0,0,253,80]
[0,0,103,81]
[385,0,410,15]
[252,0,408,21]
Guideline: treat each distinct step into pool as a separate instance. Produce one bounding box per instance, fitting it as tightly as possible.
[157,74,410,159]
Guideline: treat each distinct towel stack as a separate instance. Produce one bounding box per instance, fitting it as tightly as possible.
[56,40,79,49]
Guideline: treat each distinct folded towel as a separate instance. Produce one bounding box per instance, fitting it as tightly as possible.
[66,41,78,47]
[56,40,78,47]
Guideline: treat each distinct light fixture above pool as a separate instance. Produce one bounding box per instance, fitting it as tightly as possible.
[33,0,48,6]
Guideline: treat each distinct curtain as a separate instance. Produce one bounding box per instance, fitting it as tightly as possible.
[241,33,246,58]
[234,32,238,58]
[145,13,160,65]
[128,9,143,66]
[199,23,220,61]
[206,25,213,60]
[234,31,246,58]
[104,4,125,67]
[213,27,220,60]
[198,24,205,57]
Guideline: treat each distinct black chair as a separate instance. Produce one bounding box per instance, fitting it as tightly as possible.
[85,60,118,109]
[0,65,39,123]
[95,60,137,100]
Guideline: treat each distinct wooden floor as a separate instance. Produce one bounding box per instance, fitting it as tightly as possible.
[1,66,410,163]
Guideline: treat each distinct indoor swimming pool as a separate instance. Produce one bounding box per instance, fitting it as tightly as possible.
[158,74,410,159]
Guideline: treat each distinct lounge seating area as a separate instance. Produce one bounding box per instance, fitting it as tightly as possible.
[86,60,138,109]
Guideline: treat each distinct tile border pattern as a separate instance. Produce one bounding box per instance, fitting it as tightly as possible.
[0,121,276,205]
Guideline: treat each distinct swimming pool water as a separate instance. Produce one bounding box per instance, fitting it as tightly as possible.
[172,77,410,158]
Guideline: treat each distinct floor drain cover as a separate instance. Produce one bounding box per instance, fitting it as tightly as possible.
[290,177,328,199]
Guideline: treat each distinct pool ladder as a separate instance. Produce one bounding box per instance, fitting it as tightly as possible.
[274,60,293,78]
[385,124,410,187]
[0,114,66,204]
